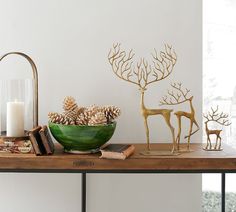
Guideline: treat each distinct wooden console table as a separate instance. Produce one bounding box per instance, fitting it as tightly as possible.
[1,143,236,212]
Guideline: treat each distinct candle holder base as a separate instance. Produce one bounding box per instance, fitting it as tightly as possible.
[0,131,29,141]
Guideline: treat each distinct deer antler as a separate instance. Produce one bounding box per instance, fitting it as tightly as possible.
[160,82,191,105]
[108,43,177,89]
[203,106,231,126]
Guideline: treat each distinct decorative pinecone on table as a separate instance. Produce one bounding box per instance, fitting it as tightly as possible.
[63,96,79,120]
[102,105,121,123]
[86,105,102,116]
[88,112,107,126]
[48,112,75,125]
[63,110,77,121]
[76,110,91,125]
[63,96,78,111]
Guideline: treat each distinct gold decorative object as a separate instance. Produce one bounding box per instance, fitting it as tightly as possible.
[203,106,231,151]
[160,82,199,152]
[108,43,177,155]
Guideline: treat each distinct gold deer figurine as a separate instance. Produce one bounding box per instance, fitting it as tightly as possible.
[203,106,231,151]
[108,43,178,155]
[160,83,199,151]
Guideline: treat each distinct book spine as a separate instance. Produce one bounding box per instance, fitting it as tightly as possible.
[100,151,126,160]
[123,145,135,157]
[29,133,41,156]
[39,129,52,155]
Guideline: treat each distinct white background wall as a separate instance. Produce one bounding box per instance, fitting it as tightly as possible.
[0,0,202,212]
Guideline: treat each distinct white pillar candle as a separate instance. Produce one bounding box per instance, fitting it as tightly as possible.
[7,101,24,137]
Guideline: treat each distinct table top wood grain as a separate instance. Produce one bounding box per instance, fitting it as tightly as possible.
[0,143,236,172]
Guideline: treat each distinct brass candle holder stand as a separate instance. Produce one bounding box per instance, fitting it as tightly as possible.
[0,52,38,142]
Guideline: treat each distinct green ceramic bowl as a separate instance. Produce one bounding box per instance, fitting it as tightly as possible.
[48,122,116,154]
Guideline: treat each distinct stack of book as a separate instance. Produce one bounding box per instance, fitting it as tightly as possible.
[0,126,54,156]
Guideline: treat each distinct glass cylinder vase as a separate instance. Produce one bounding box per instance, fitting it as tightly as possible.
[0,79,34,137]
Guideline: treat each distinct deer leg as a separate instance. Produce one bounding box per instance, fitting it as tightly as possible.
[187,121,194,150]
[206,135,209,149]
[143,116,150,151]
[176,116,182,151]
[184,119,199,139]
[207,135,211,149]
[218,135,222,150]
[209,135,212,149]
[163,112,176,153]
[214,135,218,150]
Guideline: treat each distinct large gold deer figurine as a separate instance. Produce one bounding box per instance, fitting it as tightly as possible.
[108,43,177,155]
[160,83,199,151]
[203,106,231,151]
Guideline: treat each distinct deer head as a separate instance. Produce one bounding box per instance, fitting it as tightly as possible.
[108,43,177,91]
[203,106,231,126]
[160,82,192,106]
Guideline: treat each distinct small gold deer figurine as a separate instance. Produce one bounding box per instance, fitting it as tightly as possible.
[203,106,231,151]
[108,43,177,155]
[160,83,199,152]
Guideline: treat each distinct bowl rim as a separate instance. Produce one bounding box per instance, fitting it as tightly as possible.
[48,121,116,127]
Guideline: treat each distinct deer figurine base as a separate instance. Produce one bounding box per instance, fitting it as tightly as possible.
[177,148,195,153]
[203,146,223,151]
[140,150,180,156]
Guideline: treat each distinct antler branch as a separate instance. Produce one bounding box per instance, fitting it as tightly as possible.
[204,106,231,126]
[160,82,192,105]
[148,44,177,86]
[108,43,138,86]
[108,43,177,89]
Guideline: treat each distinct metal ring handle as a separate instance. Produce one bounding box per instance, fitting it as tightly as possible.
[0,52,39,127]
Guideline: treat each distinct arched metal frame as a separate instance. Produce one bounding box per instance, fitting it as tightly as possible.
[0,52,39,130]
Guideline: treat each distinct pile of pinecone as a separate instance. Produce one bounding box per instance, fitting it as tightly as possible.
[48,96,121,126]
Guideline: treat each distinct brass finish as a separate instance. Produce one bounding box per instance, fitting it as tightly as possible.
[160,83,199,151]
[108,43,177,154]
[203,106,231,151]
[0,52,39,133]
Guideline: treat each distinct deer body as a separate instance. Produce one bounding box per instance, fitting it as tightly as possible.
[203,106,231,150]
[204,122,222,149]
[108,43,177,153]
[160,83,199,151]
[174,97,199,150]
[140,90,175,151]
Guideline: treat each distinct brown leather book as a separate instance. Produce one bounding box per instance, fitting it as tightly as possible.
[39,126,54,155]
[28,126,46,156]
[100,144,135,160]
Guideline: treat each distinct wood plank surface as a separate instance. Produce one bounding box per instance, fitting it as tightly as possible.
[0,143,236,172]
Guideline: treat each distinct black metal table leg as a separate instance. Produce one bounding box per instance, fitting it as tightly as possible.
[221,173,225,212]
[82,173,86,212]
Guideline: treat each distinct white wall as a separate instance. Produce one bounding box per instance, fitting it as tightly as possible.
[0,0,202,212]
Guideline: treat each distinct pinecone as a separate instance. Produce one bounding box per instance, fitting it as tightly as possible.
[48,112,75,125]
[76,110,91,125]
[86,105,101,116]
[88,112,107,126]
[102,105,121,123]
[63,96,78,112]
[77,107,86,116]
[63,110,77,121]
